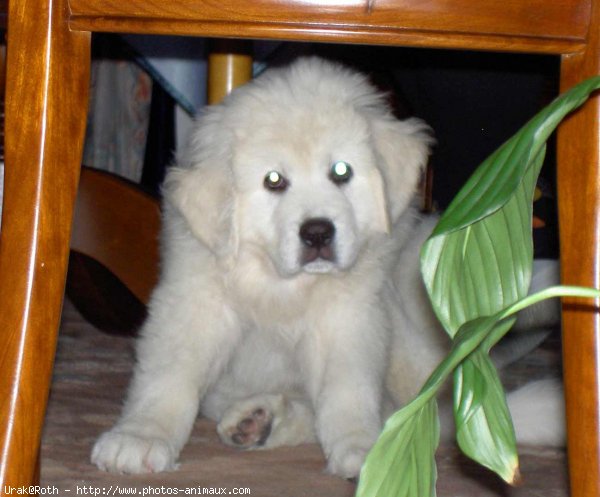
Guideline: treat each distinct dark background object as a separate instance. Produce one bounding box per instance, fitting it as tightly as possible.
[66,251,147,336]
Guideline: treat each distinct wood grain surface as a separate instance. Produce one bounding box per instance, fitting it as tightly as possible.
[0,0,90,487]
[557,1,600,495]
[68,0,590,54]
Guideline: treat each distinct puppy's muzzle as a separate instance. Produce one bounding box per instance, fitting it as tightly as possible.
[299,218,336,264]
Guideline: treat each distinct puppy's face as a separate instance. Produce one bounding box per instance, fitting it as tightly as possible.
[165,58,432,280]
[231,106,387,277]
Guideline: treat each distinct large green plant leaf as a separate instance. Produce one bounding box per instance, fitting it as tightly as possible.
[357,76,600,497]
[421,76,600,337]
[357,399,440,497]
[421,150,542,336]
[454,349,518,484]
[430,76,600,237]
[358,312,516,497]
[357,287,600,497]
[451,287,600,485]
[419,75,600,480]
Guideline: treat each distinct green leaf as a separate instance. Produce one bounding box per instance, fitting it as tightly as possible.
[421,76,600,338]
[430,76,600,237]
[419,75,600,484]
[451,285,600,485]
[421,150,543,336]
[357,399,439,497]
[357,286,599,497]
[454,348,519,484]
[357,77,600,497]
[357,313,514,497]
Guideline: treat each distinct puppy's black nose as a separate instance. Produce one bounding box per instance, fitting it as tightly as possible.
[299,218,335,249]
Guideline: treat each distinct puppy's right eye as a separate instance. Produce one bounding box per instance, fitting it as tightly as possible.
[264,171,289,192]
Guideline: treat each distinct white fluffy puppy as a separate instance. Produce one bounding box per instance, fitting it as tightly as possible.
[92,57,561,479]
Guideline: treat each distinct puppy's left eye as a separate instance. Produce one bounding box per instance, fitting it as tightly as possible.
[264,170,289,192]
[329,161,353,185]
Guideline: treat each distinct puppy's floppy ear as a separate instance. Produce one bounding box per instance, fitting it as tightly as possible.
[371,116,434,226]
[162,111,236,253]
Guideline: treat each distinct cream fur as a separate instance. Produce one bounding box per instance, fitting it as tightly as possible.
[91,57,562,479]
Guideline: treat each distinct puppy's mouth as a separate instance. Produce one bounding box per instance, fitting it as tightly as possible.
[301,245,335,264]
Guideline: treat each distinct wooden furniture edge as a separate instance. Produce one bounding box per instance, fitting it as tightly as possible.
[69,17,586,56]
[0,0,90,487]
[557,0,600,494]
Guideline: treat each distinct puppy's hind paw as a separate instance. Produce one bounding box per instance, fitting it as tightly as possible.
[91,430,177,474]
[218,407,274,448]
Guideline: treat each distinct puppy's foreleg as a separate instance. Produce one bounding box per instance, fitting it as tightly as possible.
[303,308,388,479]
[92,288,241,474]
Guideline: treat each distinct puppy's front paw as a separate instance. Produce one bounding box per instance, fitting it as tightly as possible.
[327,448,368,479]
[326,439,371,479]
[91,429,177,474]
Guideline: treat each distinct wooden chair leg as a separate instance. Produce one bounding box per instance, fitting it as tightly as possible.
[557,3,600,496]
[0,0,90,487]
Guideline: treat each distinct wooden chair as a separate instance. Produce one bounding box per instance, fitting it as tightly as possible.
[0,1,598,495]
